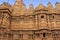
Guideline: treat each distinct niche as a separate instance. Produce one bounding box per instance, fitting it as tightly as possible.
[43,33,46,37]
[41,15,44,19]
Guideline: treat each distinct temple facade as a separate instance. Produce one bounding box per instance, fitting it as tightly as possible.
[0,0,60,40]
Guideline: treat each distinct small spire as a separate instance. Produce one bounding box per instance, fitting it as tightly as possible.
[13,0,27,16]
[30,0,33,7]
[4,0,9,3]
[55,0,60,13]
[48,2,51,4]
[39,0,43,6]
[36,3,47,10]
[16,0,23,3]
[56,2,60,4]
[14,0,23,6]
[56,0,59,3]
[15,0,23,5]
[47,2,54,13]
[55,0,60,5]
[48,0,51,4]
[27,0,34,15]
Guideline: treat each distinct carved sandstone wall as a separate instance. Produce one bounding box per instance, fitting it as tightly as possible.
[0,0,60,40]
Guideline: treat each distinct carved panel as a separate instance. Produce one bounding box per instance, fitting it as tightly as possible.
[11,16,35,30]
[1,13,10,28]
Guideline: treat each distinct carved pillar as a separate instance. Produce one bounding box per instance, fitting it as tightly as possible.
[47,15,50,28]
[28,34,34,40]
[0,28,5,40]
[0,12,3,26]
[54,33,60,40]
[35,33,42,40]
[23,34,28,40]
[8,33,13,40]
[52,15,56,28]
[13,34,19,40]
[47,33,53,40]
[19,34,23,40]
[4,33,9,40]
[35,15,39,29]
[0,34,4,40]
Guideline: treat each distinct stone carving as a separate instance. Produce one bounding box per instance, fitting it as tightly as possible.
[0,0,60,40]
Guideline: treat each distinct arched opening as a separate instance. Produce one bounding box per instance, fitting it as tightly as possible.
[53,16,54,19]
[41,16,44,19]
[43,33,46,37]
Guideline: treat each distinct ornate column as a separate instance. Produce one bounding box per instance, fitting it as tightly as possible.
[28,34,34,40]
[0,28,5,40]
[13,34,19,40]
[34,33,42,40]
[47,33,53,40]
[19,34,23,40]
[47,15,50,28]
[35,15,39,29]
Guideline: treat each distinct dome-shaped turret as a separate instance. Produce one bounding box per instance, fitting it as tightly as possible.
[27,4,34,15]
[12,0,27,16]
[35,3,47,11]
[55,2,60,13]
[0,2,12,12]
[47,2,55,13]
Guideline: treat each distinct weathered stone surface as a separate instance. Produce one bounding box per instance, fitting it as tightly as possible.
[0,0,60,40]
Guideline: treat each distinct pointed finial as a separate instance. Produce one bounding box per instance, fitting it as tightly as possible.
[48,0,52,5]
[16,0,23,3]
[48,0,51,4]
[56,0,59,3]
[14,0,23,6]
[30,0,34,7]
[4,0,9,3]
[56,0,60,4]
